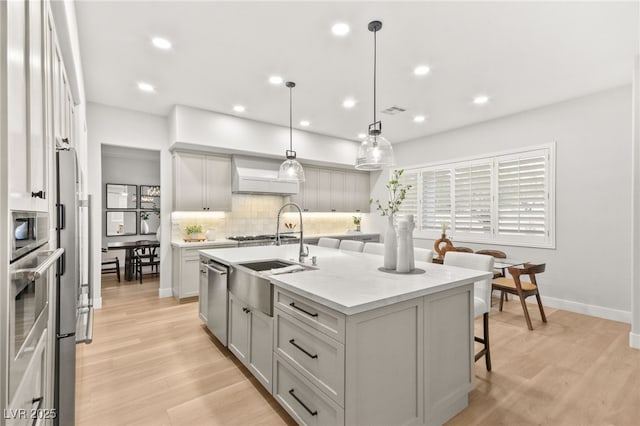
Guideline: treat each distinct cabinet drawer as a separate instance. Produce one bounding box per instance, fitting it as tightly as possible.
[182,248,201,261]
[274,354,344,426]
[275,288,345,343]
[275,309,344,405]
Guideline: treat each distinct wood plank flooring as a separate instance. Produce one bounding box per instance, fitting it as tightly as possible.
[77,276,640,425]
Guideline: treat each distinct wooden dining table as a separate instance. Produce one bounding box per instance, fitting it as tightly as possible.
[106,239,160,281]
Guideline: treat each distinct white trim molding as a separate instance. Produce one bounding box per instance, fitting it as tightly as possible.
[541,296,631,324]
[158,287,173,298]
[631,332,640,349]
[93,297,103,309]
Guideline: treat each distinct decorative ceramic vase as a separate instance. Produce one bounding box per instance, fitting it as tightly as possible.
[206,228,216,241]
[156,225,161,242]
[141,220,149,234]
[405,215,415,271]
[384,215,397,269]
[396,219,411,273]
[355,224,361,232]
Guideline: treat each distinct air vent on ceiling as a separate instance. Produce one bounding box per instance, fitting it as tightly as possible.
[380,105,407,115]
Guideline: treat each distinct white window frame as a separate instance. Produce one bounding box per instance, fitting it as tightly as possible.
[394,142,556,249]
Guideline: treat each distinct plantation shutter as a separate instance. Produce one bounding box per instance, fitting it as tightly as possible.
[421,168,452,231]
[497,152,548,237]
[454,162,492,234]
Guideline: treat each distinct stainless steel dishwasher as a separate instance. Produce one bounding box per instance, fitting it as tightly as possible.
[204,258,229,346]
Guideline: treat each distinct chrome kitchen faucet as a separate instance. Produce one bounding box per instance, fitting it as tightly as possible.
[275,202,309,263]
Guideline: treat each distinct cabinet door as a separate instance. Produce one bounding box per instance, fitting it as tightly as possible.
[7,0,30,210]
[181,257,200,298]
[228,293,250,365]
[28,0,47,211]
[330,171,345,212]
[316,169,332,212]
[205,155,232,211]
[343,172,358,212]
[355,172,370,213]
[173,152,205,211]
[248,309,273,393]
[198,264,208,323]
[302,167,319,212]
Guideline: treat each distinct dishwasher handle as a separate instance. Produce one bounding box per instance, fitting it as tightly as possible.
[205,263,227,275]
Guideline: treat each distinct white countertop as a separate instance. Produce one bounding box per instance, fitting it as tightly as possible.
[199,245,491,315]
[171,239,239,248]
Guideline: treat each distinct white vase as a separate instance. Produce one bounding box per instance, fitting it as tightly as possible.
[396,220,411,273]
[384,216,397,269]
[142,220,149,234]
[206,228,216,241]
[156,225,161,242]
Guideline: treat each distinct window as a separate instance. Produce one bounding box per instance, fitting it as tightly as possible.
[396,144,554,248]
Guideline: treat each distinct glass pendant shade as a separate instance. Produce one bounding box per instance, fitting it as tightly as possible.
[355,134,395,170]
[279,156,306,182]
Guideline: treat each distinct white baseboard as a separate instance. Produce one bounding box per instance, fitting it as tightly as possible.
[93,297,102,309]
[541,295,631,324]
[630,332,640,349]
[158,287,173,298]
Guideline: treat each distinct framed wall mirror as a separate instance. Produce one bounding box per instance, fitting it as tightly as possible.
[140,185,160,210]
[139,211,160,235]
[106,211,137,236]
[106,184,137,209]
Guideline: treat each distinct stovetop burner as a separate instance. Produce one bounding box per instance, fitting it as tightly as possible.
[227,233,297,242]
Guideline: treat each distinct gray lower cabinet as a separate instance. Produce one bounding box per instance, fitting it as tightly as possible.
[228,292,273,393]
[172,247,201,299]
[273,284,474,426]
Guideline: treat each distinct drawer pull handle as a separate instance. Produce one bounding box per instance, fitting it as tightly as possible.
[289,302,318,317]
[289,339,318,359]
[289,388,317,416]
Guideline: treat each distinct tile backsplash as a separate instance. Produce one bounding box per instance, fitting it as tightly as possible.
[171,194,371,240]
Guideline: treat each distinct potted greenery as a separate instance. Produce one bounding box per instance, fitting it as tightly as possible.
[352,216,362,233]
[185,224,203,241]
[369,169,413,269]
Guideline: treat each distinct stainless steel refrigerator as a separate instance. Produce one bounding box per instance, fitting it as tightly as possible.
[55,146,93,425]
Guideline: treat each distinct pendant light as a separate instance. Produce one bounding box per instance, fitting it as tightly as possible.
[355,20,395,170]
[278,81,305,182]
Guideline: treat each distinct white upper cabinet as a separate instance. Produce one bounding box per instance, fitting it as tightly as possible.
[293,166,370,213]
[173,151,232,212]
[8,0,48,212]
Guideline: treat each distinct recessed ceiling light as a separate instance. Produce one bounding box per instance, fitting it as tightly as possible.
[331,22,350,36]
[151,37,172,50]
[269,75,283,85]
[137,82,155,92]
[473,95,490,105]
[413,65,430,76]
[357,133,367,139]
[342,98,356,109]
[233,105,246,113]
[299,120,310,127]
[413,115,426,123]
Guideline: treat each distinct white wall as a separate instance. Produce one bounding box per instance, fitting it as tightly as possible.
[372,86,633,322]
[170,105,360,167]
[87,103,172,303]
[632,56,640,349]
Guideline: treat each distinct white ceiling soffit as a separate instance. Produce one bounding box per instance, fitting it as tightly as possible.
[76,1,639,144]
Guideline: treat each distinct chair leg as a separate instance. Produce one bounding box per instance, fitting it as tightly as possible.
[116,259,121,282]
[499,290,505,311]
[517,292,534,330]
[473,312,491,371]
[535,292,547,323]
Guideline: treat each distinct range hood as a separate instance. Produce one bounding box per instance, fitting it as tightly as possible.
[231,156,299,195]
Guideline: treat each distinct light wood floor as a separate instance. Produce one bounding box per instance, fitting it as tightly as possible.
[77,276,640,425]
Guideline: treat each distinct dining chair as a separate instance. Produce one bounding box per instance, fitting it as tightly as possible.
[492,263,547,330]
[317,237,340,249]
[133,247,160,284]
[101,255,121,282]
[444,252,494,370]
[414,247,433,263]
[339,240,365,252]
[363,242,385,255]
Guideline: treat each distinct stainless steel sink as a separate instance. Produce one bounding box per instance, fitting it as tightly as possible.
[237,260,296,272]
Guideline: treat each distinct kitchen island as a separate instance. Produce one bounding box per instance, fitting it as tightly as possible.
[199,245,491,426]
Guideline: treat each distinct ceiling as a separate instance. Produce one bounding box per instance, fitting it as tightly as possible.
[75,1,639,144]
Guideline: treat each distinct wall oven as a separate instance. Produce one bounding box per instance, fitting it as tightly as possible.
[9,244,63,402]
[11,211,49,262]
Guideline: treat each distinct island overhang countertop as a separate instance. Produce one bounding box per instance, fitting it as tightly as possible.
[199,245,492,315]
